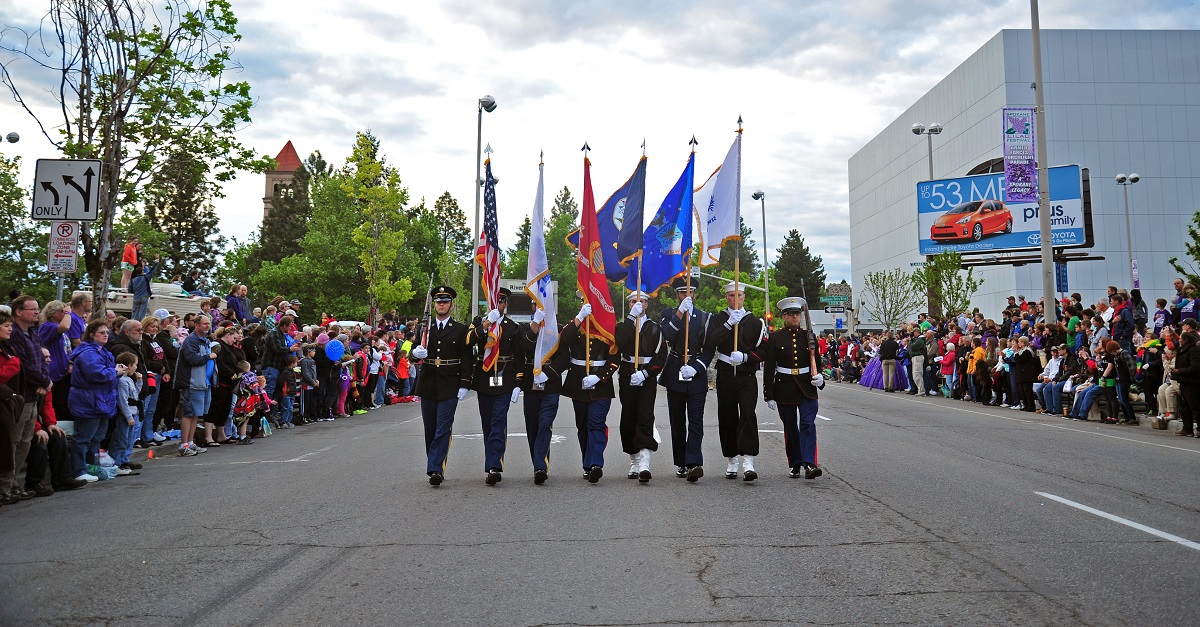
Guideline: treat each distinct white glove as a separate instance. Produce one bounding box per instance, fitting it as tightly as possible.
[728,309,746,325]
[582,374,600,389]
[677,297,693,314]
[533,372,549,385]
[412,345,428,359]
[457,387,468,401]
[729,351,746,364]
[510,388,521,404]
[576,303,592,323]
[933,356,942,363]
[630,370,647,386]
[679,364,697,379]
[532,308,545,324]
[812,373,825,388]
[767,400,777,411]
[628,302,644,318]
[486,309,501,324]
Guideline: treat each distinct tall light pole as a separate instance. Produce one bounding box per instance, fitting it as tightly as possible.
[751,190,770,324]
[912,122,942,315]
[1116,173,1140,289]
[471,95,497,317]
[1030,0,1056,323]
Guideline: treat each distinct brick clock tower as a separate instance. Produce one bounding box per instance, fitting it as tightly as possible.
[263,140,303,222]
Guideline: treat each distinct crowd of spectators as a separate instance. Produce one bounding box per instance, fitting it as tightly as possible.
[0,284,423,510]
[819,281,1200,435]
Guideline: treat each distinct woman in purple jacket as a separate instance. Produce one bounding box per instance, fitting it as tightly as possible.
[67,321,120,481]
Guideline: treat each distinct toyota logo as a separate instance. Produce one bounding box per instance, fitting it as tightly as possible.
[1026,233,1041,245]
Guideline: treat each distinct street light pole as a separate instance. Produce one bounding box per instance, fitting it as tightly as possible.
[912,122,942,315]
[752,190,769,323]
[1030,0,1056,323]
[1116,173,1140,289]
[471,95,497,318]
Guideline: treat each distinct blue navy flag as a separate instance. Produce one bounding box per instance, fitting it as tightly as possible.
[626,152,694,296]
[567,156,647,282]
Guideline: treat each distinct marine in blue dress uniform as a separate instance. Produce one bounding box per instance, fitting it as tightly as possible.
[763,297,825,479]
[467,287,525,485]
[614,290,665,483]
[659,276,714,482]
[560,301,618,483]
[411,285,476,486]
[705,281,768,481]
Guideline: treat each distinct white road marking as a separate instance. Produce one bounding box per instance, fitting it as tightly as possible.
[825,385,1199,454]
[759,429,784,434]
[1035,492,1200,552]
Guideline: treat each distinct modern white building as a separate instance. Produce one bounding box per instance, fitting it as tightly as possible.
[849,29,1200,320]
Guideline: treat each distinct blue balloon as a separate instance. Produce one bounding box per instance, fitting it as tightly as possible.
[324,341,344,361]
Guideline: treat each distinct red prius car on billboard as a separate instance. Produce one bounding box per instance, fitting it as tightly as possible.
[929,199,1013,242]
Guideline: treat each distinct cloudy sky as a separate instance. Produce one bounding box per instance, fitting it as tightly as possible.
[2,0,1197,282]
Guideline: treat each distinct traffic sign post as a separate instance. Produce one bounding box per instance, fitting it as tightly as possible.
[48,221,79,273]
[31,159,102,221]
[824,305,846,314]
[820,296,848,304]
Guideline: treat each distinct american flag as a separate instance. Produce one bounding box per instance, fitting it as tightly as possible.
[475,158,502,371]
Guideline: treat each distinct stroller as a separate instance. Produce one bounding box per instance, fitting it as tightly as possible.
[233,372,274,437]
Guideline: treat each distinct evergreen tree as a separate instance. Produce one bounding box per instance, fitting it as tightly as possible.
[1169,210,1200,287]
[546,194,580,316]
[502,215,532,277]
[254,151,325,273]
[143,150,227,283]
[0,155,55,302]
[431,191,471,261]
[774,229,827,302]
[551,186,578,222]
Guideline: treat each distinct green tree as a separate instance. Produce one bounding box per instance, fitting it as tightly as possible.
[911,251,984,319]
[1,0,273,317]
[502,215,532,278]
[430,191,471,261]
[551,186,578,222]
[546,196,580,317]
[344,131,413,320]
[213,236,260,302]
[142,149,227,282]
[253,151,323,274]
[860,268,925,331]
[774,229,826,303]
[1169,210,1200,286]
[0,155,57,302]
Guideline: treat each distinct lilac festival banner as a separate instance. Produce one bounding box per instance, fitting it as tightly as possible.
[1002,107,1037,203]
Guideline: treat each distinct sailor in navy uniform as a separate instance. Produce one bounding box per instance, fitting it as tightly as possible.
[560,301,618,483]
[659,275,714,482]
[411,285,476,486]
[615,289,665,483]
[467,287,524,486]
[763,297,825,479]
[705,280,768,481]
[516,307,569,485]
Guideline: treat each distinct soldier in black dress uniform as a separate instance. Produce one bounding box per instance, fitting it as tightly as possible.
[467,287,524,486]
[614,289,665,483]
[516,307,569,485]
[659,275,714,482]
[411,285,476,486]
[763,297,825,479]
[706,280,768,481]
[560,301,618,483]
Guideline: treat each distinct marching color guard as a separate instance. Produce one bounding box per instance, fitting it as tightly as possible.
[560,302,618,483]
[763,296,825,479]
[614,290,665,482]
[706,281,768,481]
[659,276,714,482]
[466,287,525,486]
[411,285,476,486]
[516,308,569,484]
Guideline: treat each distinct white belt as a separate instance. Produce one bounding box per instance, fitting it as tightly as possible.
[571,358,607,367]
[622,356,652,364]
[717,353,747,365]
[776,366,810,375]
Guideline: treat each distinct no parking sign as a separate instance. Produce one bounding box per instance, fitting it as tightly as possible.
[48,221,79,273]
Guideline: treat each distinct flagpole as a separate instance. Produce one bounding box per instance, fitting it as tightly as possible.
[633,139,646,378]
[732,118,743,353]
[683,136,698,373]
[582,143,592,377]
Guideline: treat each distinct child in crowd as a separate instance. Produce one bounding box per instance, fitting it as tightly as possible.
[230,362,258,443]
[236,369,276,436]
[279,354,300,428]
[299,345,318,422]
[112,352,142,474]
[395,349,412,401]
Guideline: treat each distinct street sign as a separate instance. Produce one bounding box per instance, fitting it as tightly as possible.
[47,220,79,273]
[820,296,848,304]
[824,306,846,314]
[835,318,844,329]
[1055,262,1068,293]
[31,159,102,221]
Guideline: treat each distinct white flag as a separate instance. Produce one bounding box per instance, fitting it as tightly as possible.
[525,161,559,373]
[695,133,742,267]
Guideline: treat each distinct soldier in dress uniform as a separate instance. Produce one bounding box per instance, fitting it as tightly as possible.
[763,297,825,479]
[411,285,476,486]
[516,307,569,485]
[615,289,665,483]
[467,287,524,486]
[706,280,768,481]
[560,300,618,483]
[659,275,714,482]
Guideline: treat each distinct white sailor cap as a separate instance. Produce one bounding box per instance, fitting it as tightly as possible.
[626,290,650,301]
[778,297,807,313]
[723,281,745,294]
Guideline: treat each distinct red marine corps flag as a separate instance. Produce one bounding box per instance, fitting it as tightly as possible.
[475,156,502,371]
[577,147,617,351]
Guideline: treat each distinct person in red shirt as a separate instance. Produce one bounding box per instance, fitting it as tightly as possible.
[120,236,139,290]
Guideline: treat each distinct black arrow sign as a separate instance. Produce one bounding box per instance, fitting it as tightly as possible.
[40,181,60,205]
[62,167,94,214]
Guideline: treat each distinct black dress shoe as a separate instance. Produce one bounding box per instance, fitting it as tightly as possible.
[587,465,603,483]
[639,469,651,483]
[428,472,444,486]
[686,466,704,482]
[789,467,803,478]
[55,478,88,491]
[675,466,688,478]
[485,470,502,485]
[534,469,547,485]
[32,486,54,497]
[743,470,758,482]
[805,464,823,480]
[123,461,143,470]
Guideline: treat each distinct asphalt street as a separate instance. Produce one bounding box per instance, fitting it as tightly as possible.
[2,380,1198,626]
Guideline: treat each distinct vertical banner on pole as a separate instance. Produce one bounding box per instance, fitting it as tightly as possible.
[1002,107,1037,204]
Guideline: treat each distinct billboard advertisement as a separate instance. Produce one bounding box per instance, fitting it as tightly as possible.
[916,164,1086,256]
